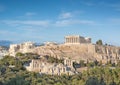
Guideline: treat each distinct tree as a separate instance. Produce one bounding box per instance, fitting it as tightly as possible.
[109,81,116,85]
[99,77,106,85]
[96,40,103,45]
[94,60,99,66]
[86,62,94,67]
[16,52,24,57]
[85,77,99,85]
[5,76,30,85]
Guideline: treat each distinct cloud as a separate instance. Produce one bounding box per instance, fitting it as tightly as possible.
[55,19,95,26]
[59,12,72,19]
[0,29,42,42]
[81,2,95,6]
[0,30,15,35]
[25,12,36,16]
[0,19,96,27]
[1,20,50,27]
[0,31,5,35]
[58,10,84,20]
[0,9,96,27]
[16,26,35,31]
[16,12,37,19]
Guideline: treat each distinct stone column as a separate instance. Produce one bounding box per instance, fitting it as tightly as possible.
[74,38,75,43]
[69,38,71,43]
[78,37,80,43]
[67,38,68,43]
[73,38,74,43]
[75,37,77,43]
[72,37,74,43]
[77,37,79,43]
[72,38,73,43]
[66,38,67,43]
[76,37,77,43]
[76,37,78,43]
[68,38,69,43]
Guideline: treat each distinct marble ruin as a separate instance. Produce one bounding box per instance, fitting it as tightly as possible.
[9,42,35,56]
[65,35,91,44]
[26,59,75,75]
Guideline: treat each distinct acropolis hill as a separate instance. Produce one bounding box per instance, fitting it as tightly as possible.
[9,35,120,64]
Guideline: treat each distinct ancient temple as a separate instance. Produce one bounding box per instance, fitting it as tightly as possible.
[65,35,91,44]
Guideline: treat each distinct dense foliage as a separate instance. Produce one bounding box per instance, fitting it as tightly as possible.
[96,40,103,45]
[0,54,120,85]
[46,56,64,64]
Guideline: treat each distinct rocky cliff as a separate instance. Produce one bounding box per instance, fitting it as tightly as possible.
[9,43,120,64]
[32,44,120,63]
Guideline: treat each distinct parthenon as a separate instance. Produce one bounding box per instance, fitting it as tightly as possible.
[65,35,91,44]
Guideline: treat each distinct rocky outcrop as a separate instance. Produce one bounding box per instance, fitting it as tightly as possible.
[33,44,120,64]
[9,42,120,64]
[95,45,120,64]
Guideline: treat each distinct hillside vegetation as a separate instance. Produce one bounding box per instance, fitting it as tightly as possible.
[0,54,120,85]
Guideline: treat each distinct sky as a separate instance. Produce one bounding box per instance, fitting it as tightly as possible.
[0,0,120,45]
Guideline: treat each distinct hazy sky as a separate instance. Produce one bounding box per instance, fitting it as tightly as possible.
[0,0,120,45]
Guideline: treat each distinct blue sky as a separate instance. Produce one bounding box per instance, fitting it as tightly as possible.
[0,0,120,45]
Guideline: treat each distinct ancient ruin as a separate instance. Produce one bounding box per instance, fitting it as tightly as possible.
[26,59,75,75]
[8,35,120,65]
[9,42,35,56]
[65,35,91,44]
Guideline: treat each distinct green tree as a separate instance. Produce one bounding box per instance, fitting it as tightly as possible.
[109,81,116,85]
[5,76,30,85]
[85,77,99,85]
[96,39,103,45]
[16,52,24,57]
[87,62,94,67]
